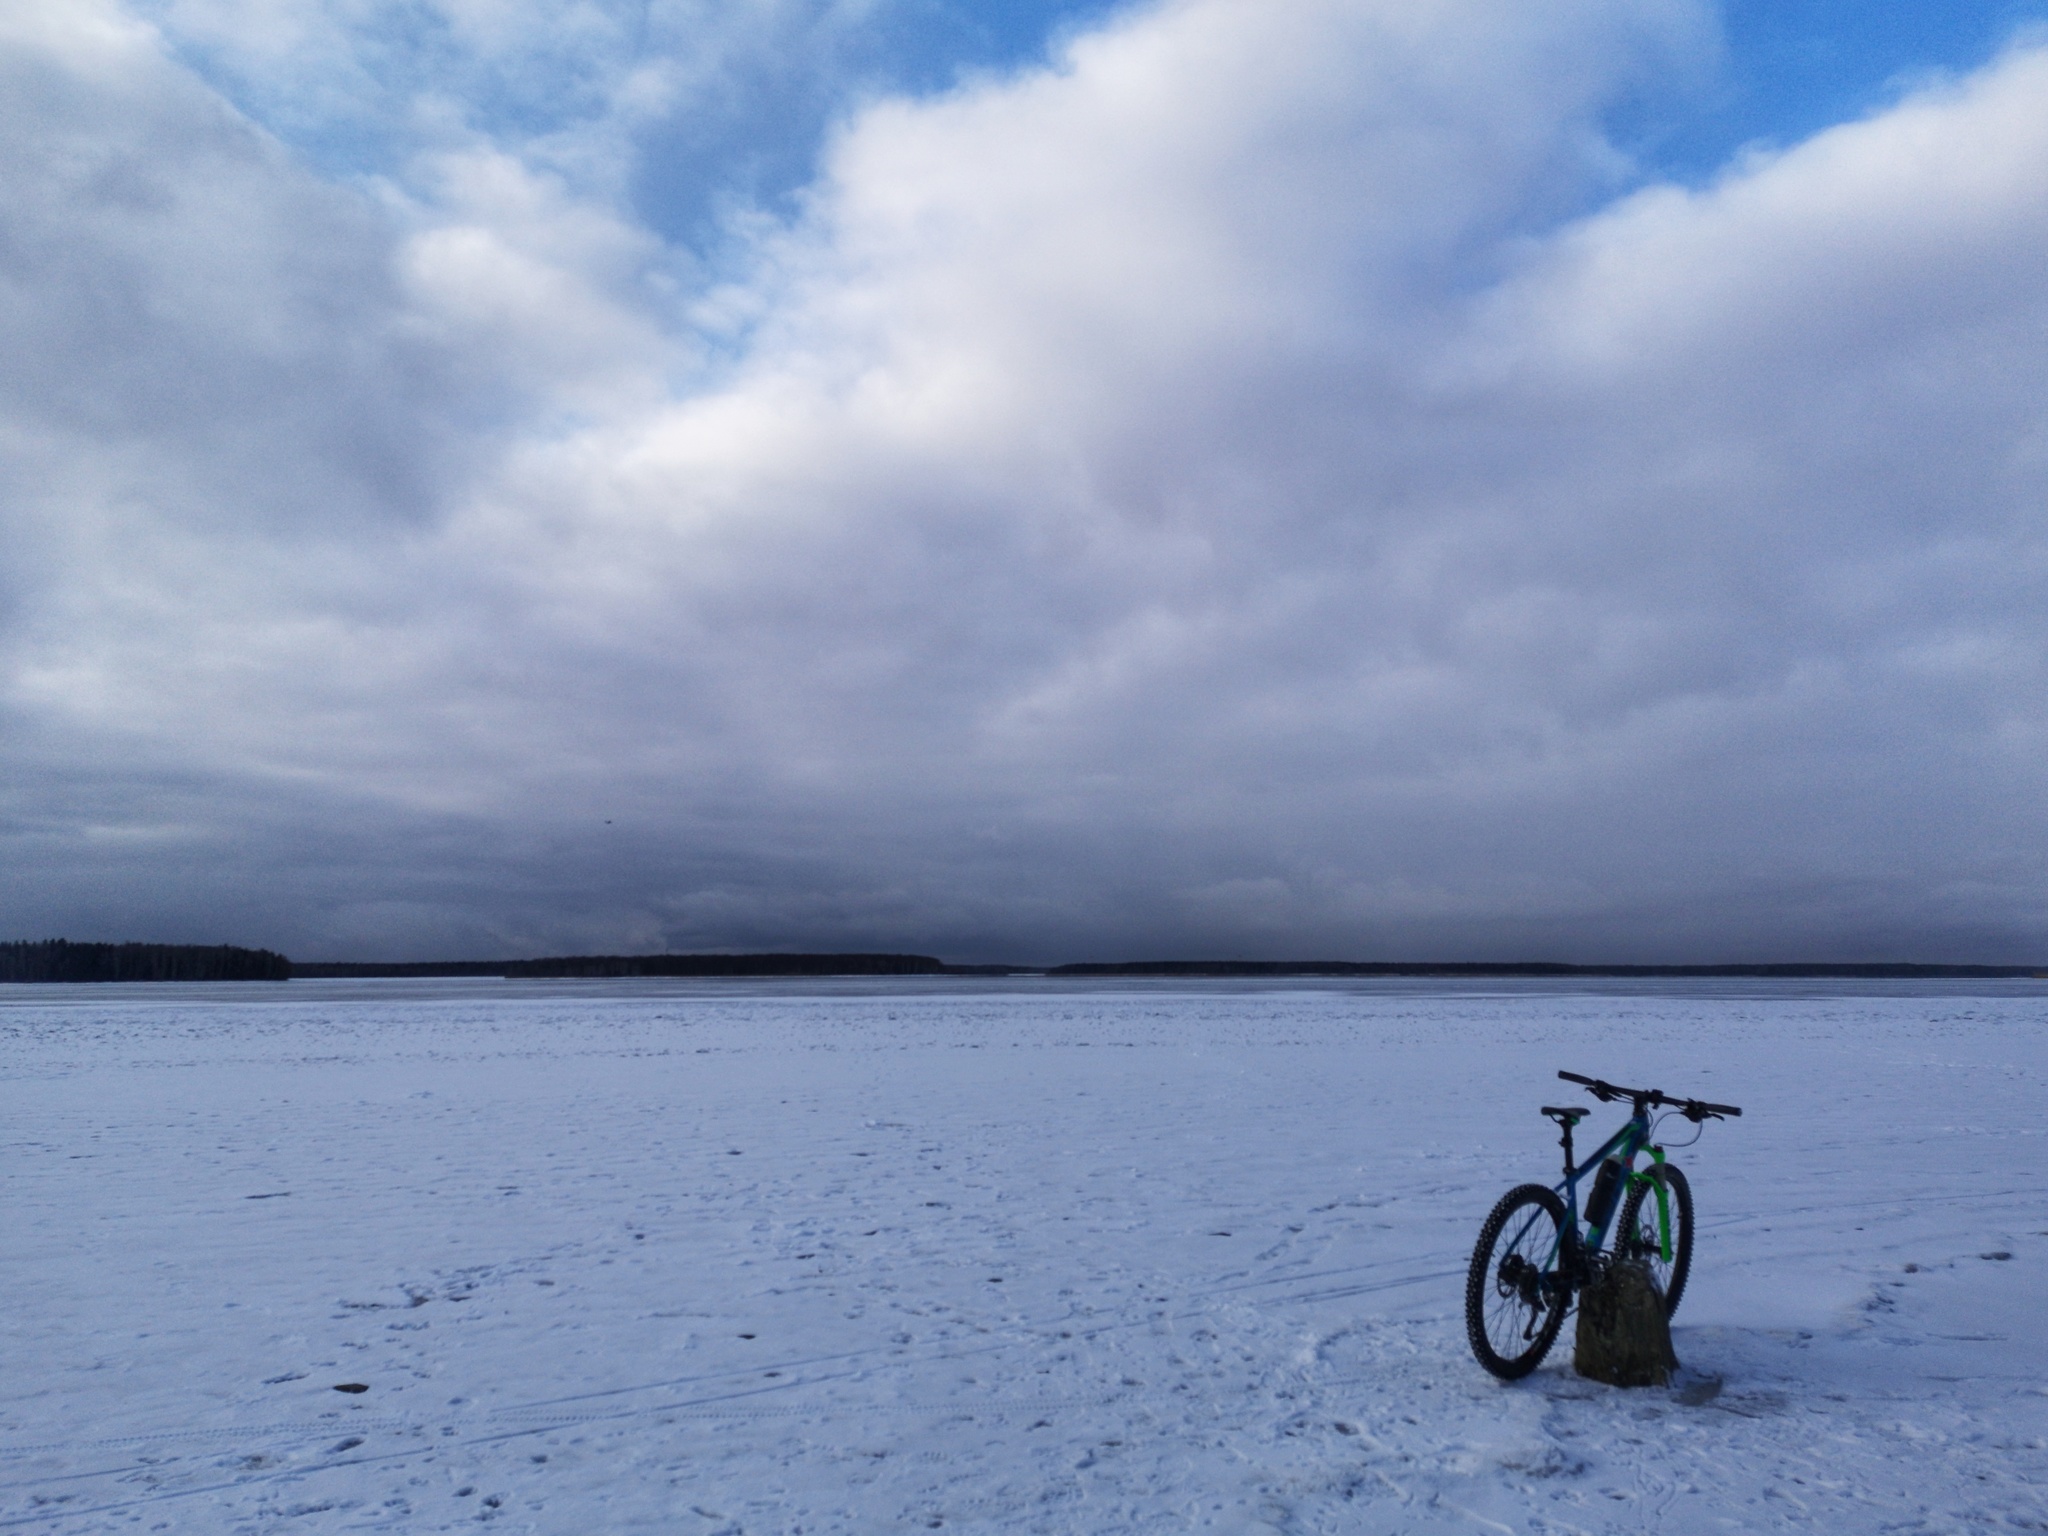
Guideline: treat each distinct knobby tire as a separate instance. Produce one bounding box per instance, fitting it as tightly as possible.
[1465,1183,1569,1379]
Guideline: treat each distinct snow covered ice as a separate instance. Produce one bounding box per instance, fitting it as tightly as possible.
[2,976,2044,1533]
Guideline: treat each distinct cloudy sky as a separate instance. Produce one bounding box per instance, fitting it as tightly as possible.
[4,0,2047,964]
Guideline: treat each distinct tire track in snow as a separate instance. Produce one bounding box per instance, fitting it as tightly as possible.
[0,1248,1466,1526]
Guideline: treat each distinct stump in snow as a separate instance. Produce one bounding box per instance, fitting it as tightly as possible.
[1574,1258,1677,1387]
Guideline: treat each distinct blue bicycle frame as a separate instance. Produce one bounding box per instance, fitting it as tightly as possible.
[1551,1105,1674,1269]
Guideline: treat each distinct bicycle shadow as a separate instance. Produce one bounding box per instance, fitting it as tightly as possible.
[1533,1302,2019,1419]
[1526,1322,1848,1416]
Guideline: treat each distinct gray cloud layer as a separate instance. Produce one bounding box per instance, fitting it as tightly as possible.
[3,0,2046,962]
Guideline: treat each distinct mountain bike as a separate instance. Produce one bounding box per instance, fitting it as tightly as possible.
[1465,1070,1742,1379]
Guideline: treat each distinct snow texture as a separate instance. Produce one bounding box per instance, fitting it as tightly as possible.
[1,976,2044,1533]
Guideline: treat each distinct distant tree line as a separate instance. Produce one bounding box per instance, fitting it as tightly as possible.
[18,944,2031,985]
[290,960,514,978]
[1045,960,2046,978]
[0,940,291,983]
[506,953,948,978]
[289,953,951,978]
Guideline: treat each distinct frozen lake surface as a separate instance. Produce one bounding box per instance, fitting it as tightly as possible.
[2,977,2044,1533]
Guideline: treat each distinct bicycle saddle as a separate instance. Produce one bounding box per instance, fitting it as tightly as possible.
[1540,1106,1587,1123]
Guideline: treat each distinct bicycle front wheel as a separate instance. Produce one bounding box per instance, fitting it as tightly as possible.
[1615,1162,1694,1316]
[1465,1184,1569,1379]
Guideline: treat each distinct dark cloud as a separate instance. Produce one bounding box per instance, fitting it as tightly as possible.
[2,1,2045,962]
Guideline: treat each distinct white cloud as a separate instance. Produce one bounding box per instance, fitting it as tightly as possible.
[2,0,2046,961]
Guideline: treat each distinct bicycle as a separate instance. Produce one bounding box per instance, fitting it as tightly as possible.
[1464,1070,1742,1379]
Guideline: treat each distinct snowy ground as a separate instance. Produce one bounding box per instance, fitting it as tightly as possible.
[1,977,2044,1534]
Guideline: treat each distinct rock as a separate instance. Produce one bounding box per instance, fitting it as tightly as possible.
[1573,1259,1678,1387]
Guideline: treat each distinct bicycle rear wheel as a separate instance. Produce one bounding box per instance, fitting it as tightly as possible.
[1465,1184,1569,1379]
[1615,1162,1694,1316]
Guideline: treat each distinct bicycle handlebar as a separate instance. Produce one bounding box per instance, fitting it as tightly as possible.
[1558,1069,1742,1121]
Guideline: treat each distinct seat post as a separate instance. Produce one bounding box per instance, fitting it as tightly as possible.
[1558,1117,1576,1178]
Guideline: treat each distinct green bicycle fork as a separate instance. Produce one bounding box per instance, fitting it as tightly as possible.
[1625,1146,1673,1263]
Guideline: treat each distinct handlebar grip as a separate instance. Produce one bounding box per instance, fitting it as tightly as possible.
[1557,1070,1595,1086]
[1679,1099,1743,1120]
